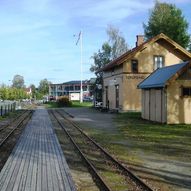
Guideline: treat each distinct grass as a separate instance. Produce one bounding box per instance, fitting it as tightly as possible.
[70,101,93,107]
[44,101,93,108]
[76,110,191,190]
[112,112,191,161]
[0,110,22,121]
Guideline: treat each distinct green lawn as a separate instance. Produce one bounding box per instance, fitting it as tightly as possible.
[76,111,191,190]
[70,101,93,107]
[114,112,191,160]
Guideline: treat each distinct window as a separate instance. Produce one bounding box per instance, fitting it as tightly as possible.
[75,85,80,91]
[154,56,164,70]
[182,87,191,96]
[83,86,87,91]
[131,60,138,73]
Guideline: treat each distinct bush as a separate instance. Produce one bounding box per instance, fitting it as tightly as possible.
[57,96,72,107]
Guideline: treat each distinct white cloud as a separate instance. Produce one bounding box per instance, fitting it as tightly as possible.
[63,0,153,25]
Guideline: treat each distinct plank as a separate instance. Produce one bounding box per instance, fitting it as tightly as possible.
[0,108,76,191]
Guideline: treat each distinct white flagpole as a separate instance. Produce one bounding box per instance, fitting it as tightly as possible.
[80,31,83,103]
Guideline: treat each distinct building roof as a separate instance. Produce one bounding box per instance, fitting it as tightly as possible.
[138,61,190,89]
[50,80,93,86]
[98,33,191,72]
[62,80,88,85]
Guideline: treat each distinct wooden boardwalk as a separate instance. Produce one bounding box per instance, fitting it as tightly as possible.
[0,108,76,191]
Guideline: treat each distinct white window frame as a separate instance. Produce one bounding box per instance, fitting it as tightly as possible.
[154,56,164,70]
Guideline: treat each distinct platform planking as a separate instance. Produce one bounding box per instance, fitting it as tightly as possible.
[0,108,76,191]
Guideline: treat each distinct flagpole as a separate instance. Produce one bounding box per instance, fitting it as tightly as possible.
[80,31,83,103]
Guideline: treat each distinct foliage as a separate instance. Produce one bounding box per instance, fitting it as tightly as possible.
[143,1,190,48]
[38,78,51,95]
[12,74,25,89]
[107,25,128,59]
[90,26,128,101]
[0,86,29,100]
[34,91,44,100]
[90,42,112,79]
[29,84,36,98]
[57,96,72,107]
[90,42,112,101]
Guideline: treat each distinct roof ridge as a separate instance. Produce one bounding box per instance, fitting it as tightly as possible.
[138,61,190,89]
[98,33,191,72]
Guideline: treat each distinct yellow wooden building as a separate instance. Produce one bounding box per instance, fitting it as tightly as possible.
[138,60,191,124]
[99,33,191,112]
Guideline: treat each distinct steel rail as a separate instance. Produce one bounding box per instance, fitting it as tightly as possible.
[0,110,33,148]
[0,110,26,132]
[56,109,153,191]
[50,110,111,191]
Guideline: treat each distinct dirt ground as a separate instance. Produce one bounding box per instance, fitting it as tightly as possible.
[63,107,191,191]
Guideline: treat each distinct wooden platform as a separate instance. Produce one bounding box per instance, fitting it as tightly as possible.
[0,108,76,191]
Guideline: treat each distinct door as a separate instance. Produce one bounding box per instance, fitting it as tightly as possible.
[115,85,119,109]
[105,86,109,109]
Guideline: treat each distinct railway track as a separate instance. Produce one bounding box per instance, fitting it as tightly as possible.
[0,110,26,133]
[0,110,33,148]
[50,109,153,191]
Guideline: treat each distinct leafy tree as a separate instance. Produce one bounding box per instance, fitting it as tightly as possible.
[143,1,190,48]
[38,79,51,95]
[90,43,112,101]
[90,42,112,80]
[0,85,28,101]
[29,84,36,98]
[12,74,25,89]
[107,25,128,59]
[90,26,128,101]
[0,86,8,100]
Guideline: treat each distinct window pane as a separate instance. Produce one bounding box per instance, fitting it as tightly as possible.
[154,56,164,70]
[131,60,138,73]
[182,88,191,96]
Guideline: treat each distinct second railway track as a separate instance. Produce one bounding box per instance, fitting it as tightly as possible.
[0,110,33,148]
[50,109,153,191]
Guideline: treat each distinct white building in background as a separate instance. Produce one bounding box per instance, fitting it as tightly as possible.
[49,79,95,101]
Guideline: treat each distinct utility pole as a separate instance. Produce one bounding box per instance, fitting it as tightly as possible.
[75,31,83,103]
[80,31,83,103]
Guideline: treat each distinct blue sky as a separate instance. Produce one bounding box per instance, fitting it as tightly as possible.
[0,0,190,87]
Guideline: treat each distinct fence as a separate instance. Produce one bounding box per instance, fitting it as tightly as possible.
[0,102,16,116]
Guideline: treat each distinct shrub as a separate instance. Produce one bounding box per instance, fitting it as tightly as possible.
[57,96,72,107]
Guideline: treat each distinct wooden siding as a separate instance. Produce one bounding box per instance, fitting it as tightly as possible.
[142,89,166,123]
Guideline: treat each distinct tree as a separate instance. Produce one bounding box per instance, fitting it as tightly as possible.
[12,74,25,89]
[143,1,190,48]
[38,79,51,95]
[90,26,128,101]
[107,25,128,59]
[90,43,112,101]
[90,42,112,80]
[29,84,36,98]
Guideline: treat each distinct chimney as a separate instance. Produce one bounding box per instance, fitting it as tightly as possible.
[136,35,144,47]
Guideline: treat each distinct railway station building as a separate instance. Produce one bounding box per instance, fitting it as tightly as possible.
[138,60,191,124]
[99,33,191,112]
